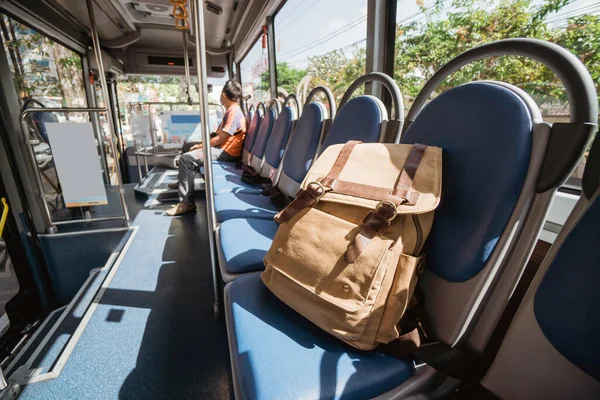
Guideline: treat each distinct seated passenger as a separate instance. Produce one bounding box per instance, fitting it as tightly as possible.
[166,80,247,216]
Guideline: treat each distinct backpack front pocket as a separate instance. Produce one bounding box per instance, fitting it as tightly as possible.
[264,206,395,342]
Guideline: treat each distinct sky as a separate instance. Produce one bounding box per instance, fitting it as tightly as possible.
[238,0,600,80]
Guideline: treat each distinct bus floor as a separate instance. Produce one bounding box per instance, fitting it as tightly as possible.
[18,186,233,399]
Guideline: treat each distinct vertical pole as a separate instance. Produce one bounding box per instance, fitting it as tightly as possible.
[149,106,158,151]
[86,0,130,226]
[266,16,277,100]
[107,74,129,183]
[83,55,110,185]
[136,154,142,184]
[182,31,193,105]
[192,0,221,315]
[366,0,386,99]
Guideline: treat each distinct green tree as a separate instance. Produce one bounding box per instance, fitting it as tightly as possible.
[274,62,306,95]
[2,16,86,106]
[307,47,366,101]
[393,0,600,113]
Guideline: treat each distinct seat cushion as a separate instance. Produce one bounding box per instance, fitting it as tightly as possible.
[212,161,243,177]
[212,174,262,195]
[219,219,278,275]
[215,193,278,222]
[226,273,414,399]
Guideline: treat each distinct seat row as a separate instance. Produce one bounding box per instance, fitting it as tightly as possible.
[207,39,599,399]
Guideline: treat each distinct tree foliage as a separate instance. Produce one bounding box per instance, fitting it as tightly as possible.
[2,16,85,106]
[307,47,366,101]
[393,0,600,112]
[274,62,306,95]
[274,0,599,117]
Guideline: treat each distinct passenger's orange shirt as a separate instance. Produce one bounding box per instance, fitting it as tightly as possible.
[219,103,247,158]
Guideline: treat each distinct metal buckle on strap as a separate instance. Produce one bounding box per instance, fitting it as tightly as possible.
[361,211,391,235]
[375,200,399,221]
[305,181,327,200]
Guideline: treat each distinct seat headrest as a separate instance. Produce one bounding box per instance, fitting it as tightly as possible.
[401,82,533,282]
[321,96,385,152]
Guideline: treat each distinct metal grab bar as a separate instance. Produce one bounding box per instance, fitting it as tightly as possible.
[182,31,193,105]
[0,198,8,239]
[127,101,226,156]
[19,107,130,233]
[191,0,220,316]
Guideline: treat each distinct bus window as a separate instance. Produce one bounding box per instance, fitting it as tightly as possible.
[274,0,368,103]
[0,14,86,109]
[240,35,271,103]
[0,14,92,221]
[394,0,600,188]
[117,76,224,149]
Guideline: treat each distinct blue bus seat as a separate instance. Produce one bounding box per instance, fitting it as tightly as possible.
[482,189,600,399]
[212,106,263,177]
[214,102,327,222]
[223,82,564,398]
[225,272,414,400]
[213,109,268,181]
[212,106,292,195]
[217,95,388,282]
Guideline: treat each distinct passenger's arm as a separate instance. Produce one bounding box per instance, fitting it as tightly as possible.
[189,130,229,151]
[210,130,230,147]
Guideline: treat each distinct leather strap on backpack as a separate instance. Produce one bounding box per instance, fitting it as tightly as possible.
[319,141,423,205]
[274,182,327,224]
[275,142,426,228]
[273,141,361,224]
[346,143,427,263]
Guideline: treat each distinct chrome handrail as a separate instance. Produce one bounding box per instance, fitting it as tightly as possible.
[19,108,130,233]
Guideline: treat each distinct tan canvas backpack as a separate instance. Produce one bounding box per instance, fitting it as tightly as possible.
[261,141,442,351]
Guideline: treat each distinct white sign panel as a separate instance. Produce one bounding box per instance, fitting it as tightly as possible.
[130,115,152,147]
[45,122,108,208]
[158,111,201,144]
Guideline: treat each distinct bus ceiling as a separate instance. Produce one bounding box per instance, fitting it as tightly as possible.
[0,0,285,77]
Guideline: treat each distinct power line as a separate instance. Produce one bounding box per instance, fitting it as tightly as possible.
[279,1,436,63]
[279,20,366,61]
[278,0,322,35]
[278,15,367,59]
[545,3,600,23]
[276,1,307,26]
[396,2,440,25]
[284,38,366,65]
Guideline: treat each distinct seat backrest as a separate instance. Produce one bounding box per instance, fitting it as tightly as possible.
[249,108,277,171]
[320,95,386,152]
[242,109,262,163]
[277,102,327,197]
[259,106,295,177]
[400,82,534,345]
[482,190,600,399]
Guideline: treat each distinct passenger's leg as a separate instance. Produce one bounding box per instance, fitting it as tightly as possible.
[181,141,202,154]
[166,149,203,216]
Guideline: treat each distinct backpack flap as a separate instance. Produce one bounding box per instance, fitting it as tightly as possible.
[303,141,442,215]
